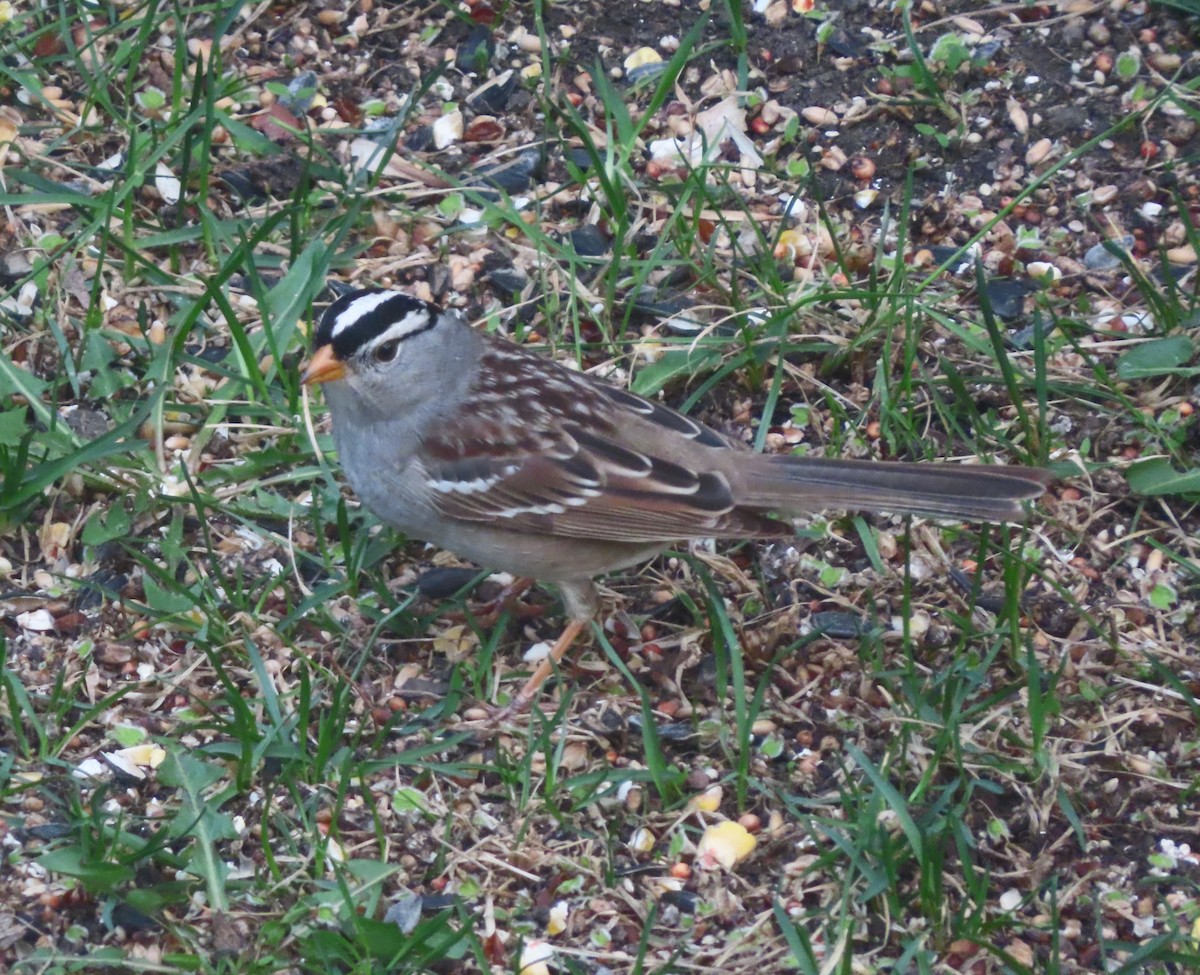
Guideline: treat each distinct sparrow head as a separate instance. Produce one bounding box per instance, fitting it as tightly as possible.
[302,288,441,386]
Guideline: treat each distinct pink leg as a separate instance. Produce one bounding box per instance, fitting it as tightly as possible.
[490,618,588,722]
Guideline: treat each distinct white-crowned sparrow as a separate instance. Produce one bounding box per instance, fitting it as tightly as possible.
[302,287,1049,714]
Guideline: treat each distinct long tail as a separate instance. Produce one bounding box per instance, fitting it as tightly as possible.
[738,456,1051,523]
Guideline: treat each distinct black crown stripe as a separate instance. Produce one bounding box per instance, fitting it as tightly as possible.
[316,289,437,359]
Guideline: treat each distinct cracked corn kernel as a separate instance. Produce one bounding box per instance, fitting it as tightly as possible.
[697,821,757,870]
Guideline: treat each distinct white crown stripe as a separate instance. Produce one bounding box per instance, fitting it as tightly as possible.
[329,291,397,338]
[374,311,438,344]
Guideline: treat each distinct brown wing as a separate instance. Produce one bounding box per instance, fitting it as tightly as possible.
[416,338,784,543]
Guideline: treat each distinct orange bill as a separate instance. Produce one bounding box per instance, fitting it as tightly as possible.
[301,345,346,385]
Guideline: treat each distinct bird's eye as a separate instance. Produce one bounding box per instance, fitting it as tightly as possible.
[374,339,400,363]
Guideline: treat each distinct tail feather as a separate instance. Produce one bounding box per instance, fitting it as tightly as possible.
[739,456,1050,523]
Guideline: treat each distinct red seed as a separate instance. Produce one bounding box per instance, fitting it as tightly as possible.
[848,155,875,181]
